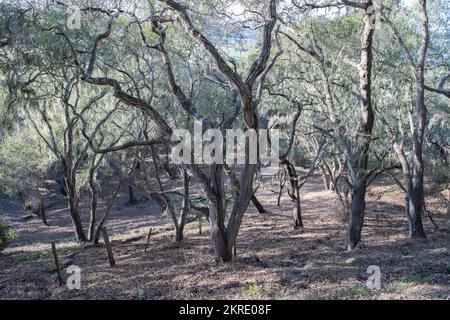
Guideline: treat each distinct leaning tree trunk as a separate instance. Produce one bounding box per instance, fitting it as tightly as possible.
[93,180,122,244]
[165,203,181,241]
[150,145,185,242]
[383,120,427,240]
[291,187,303,229]
[282,160,304,229]
[381,0,430,239]
[251,195,267,214]
[319,166,330,191]
[67,185,86,242]
[64,164,86,242]
[224,163,267,214]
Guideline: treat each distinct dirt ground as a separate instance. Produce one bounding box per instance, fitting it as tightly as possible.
[0,171,449,300]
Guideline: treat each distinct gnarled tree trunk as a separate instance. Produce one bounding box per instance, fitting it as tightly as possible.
[64,163,86,242]
[282,159,303,229]
[381,0,430,239]
[406,187,426,238]
[207,164,233,262]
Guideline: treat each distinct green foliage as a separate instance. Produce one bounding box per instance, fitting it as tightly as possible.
[246,281,278,299]
[14,252,29,264]
[191,198,208,206]
[386,282,411,294]
[247,283,262,299]
[0,208,19,252]
[0,0,448,259]
[386,274,428,294]
[348,284,369,297]
[0,124,54,203]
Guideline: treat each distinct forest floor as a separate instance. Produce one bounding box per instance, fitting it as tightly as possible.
[0,171,449,300]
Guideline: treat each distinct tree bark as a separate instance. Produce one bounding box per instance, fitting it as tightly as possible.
[37,195,49,226]
[61,158,87,242]
[292,188,303,229]
[251,195,267,214]
[379,114,428,239]
[206,164,233,262]
[319,166,330,191]
[101,227,116,266]
[208,198,233,262]
[345,3,375,250]
[51,242,63,286]
[382,0,429,239]
[282,159,304,229]
[408,84,427,239]
[87,159,98,242]
[347,180,367,250]
[175,169,190,242]
[150,145,186,242]
[145,228,152,252]
[94,179,121,244]
[65,176,86,242]
[406,185,427,238]
[127,185,137,205]
[67,193,86,242]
